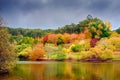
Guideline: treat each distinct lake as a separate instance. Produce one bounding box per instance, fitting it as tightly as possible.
[0,61,120,80]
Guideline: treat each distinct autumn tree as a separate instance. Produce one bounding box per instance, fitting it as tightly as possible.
[29,43,45,61]
[56,33,64,45]
[70,33,78,43]
[0,17,16,74]
[89,21,111,39]
[47,34,58,45]
[62,33,70,44]
[84,27,91,39]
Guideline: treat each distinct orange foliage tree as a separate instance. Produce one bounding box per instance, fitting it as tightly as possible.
[62,33,70,44]
[29,43,45,61]
[77,32,85,40]
[84,27,91,39]
[47,34,58,45]
[70,33,78,43]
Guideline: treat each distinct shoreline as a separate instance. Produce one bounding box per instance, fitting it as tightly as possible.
[18,58,120,63]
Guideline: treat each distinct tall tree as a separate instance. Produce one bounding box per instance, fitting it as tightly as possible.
[0,17,16,74]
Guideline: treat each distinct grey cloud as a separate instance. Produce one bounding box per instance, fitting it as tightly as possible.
[0,0,120,29]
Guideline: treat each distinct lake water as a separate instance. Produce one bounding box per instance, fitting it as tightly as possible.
[0,61,120,80]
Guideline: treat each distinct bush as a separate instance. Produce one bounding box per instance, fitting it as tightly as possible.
[57,34,64,45]
[18,47,32,60]
[45,44,58,58]
[53,51,66,61]
[29,49,45,61]
[29,43,45,61]
[90,38,98,47]
[71,44,83,52]
[109,36,120,49]
[88,47,113,60]
[45,45,66,60]
[98,49,113,59]
[16,44,31,53]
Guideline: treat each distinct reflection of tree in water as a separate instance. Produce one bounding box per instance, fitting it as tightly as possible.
[44,62,66,80]
[113,62,120,80]
[30,64,46,80]
[81,63,114,80]
[2,62,120,80]
[39,62,116,80]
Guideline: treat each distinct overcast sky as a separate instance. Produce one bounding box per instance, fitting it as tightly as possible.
[0,0,120,30]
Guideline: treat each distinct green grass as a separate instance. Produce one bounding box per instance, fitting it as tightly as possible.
[112,57,120,60]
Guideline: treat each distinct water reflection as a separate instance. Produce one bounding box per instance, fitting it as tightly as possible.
[0,61,120,80]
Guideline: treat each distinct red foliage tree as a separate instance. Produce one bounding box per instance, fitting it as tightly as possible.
[48,34,58,45]
[90,38,98,47]
[42,36,48,45]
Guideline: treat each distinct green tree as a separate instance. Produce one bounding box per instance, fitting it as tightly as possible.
[116,27,120,34]
[75,17,102,33]
[89,21,111,39]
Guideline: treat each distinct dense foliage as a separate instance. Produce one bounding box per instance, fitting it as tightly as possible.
[2,16,120,62]
[8,28,55,38]
[89,21,111,39]
[0,27,16,74]
[116,27,120,34]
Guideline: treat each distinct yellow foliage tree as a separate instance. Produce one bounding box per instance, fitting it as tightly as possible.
[62,33,70,44]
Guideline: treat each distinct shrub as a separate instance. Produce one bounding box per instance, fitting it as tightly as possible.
[45,45,66,60]
[29,43,45,61]
[62,33,70,44]
[98,49,113,60]
[42,36,48,44]
[47,34,58,45]
[45,44,58,58]
[54,51,66,61]
[80,39,91,51]
[70,34,78,43]
[109,36,120,49]
[71,44,83,52]
[90,38,98,47]
[18,47,32,60]
[16,44,31,53]
[57,34,64,45]
[96,38,116,51]
[88,47,113,60]
[80,51,88,59]
[29,49,45,61]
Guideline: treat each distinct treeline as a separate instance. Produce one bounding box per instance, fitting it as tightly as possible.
[7,15,120,38]
[8,17,104,38]
[55,17,102,34]
[8,28,55,38]
[116,27,120,34]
